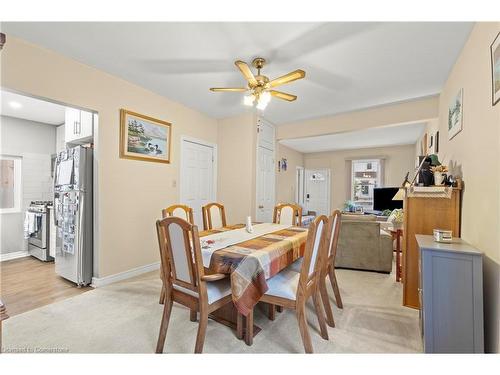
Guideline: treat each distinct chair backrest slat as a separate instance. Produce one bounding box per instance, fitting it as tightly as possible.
[297,215,328,296]
[202,202,227,230]
[156,216,205,293]
[273,203,302,226]
[327,210,342,262]
[162,204,194,225]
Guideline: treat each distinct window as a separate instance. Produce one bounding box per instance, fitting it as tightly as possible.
[351,159,382,211]
[0,156,22,213]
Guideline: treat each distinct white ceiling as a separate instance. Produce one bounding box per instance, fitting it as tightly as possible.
[1,90,66,125]
[279,122,426,153]
[2,22,473,124]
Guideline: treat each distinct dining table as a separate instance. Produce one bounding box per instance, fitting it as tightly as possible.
[199,222,309,344]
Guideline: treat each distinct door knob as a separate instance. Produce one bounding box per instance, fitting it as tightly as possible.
[258,205,264,209]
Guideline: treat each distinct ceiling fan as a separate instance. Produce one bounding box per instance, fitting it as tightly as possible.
[210,57,305,110]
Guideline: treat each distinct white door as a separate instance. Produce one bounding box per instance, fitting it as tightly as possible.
[180,139,216,227]
[305,169,330,216]
[256,146,275,222]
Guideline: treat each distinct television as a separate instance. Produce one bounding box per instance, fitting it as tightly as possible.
[373,187,403,212]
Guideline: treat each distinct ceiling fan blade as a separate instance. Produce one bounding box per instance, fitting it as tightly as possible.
[269,90,297,101]
[269,69,306,88]
[234,60,258,87]
[210,87,248,92]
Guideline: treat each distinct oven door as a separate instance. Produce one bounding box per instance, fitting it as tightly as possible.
[29,213,47,248]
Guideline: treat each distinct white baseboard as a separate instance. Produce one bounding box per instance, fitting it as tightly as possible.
[91,261,160,288]
[0,251,29,262]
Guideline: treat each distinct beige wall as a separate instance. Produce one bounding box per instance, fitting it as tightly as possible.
[1,36,219,278]
[276,96,439,140]
[276,143,304,204]
[304,144,415,211]
[434,22,500,353]
[217,113,257,223]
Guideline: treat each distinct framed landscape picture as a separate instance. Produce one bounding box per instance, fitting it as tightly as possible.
[491,32,500,106]
[120,109,172,164]
[448,88,463,140]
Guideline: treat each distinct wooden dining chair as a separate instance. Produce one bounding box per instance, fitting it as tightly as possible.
[0,300,8,353]
[318,209,343,328]
[162,204,194,224]
[273,203,302,226]
[201,202,227,230]
[155,216,232,353]
[240,215,330,353]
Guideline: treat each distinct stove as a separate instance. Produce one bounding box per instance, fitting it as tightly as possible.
[27,200,54,261]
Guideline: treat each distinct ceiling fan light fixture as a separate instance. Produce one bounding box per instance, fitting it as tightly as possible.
[243,94,255,106]
[256,91,271,110]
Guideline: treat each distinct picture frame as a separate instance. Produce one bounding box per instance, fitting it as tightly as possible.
[491,31,500,106]
[448,88,463,140]
[119,109,172,164]
[435,131,440,153]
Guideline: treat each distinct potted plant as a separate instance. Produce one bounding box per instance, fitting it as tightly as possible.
[388,209,404,229]
[431,165,448,186]
[343,200,356,213]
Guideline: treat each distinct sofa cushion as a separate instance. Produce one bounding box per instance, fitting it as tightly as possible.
[342,214,377,221]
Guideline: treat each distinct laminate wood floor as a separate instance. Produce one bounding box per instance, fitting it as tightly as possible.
[0,256,92,317]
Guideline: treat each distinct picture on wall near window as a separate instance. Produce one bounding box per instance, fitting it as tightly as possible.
[119,109,172,164]
[491,32,500,106]
[435,131,440,153]
[448,88,463,140]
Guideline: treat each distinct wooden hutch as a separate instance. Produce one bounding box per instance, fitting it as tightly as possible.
[402,187,462,309]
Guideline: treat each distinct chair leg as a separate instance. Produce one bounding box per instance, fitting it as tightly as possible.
[159,285,166,304]
[313,290,329,340]
[276,306,283,313]
[194,307,208,353]
[245,309,254,346]
[319,276,335,327]
[236,312,244,340]
[329,266,343,309]
[190,309,197,322]
[296,302,313,353]
[268,303,276,321]
[155,297,173,353]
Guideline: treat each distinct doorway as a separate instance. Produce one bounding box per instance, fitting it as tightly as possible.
[304,168,331,216]
[0,88,97,315]
[180,137,217,227]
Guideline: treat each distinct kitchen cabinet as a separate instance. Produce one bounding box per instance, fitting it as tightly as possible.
[56,124,65,153]
[65,107,94,144]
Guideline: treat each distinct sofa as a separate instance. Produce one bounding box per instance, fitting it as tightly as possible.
[335,214,393,273]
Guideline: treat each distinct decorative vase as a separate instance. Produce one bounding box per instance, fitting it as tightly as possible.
[434,172,445,186]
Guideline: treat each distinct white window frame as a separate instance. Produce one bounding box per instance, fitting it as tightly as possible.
[0,155,22,214]
[351,158,381,210]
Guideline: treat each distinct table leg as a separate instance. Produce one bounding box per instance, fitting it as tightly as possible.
[208,303,261,341]
[245,309,254,346]
[396,231,401,282]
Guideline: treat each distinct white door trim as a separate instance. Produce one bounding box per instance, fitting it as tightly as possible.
[180,136,218,205]
[295,166,305,206]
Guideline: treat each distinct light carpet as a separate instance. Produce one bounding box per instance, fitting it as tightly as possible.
[2,267,422,353]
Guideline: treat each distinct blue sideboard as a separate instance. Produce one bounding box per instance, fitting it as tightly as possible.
[416,235,484,353]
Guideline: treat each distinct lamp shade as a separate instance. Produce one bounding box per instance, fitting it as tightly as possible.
[392,188,405,201]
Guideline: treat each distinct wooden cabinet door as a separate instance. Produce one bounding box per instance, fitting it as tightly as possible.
[403,190,461,309]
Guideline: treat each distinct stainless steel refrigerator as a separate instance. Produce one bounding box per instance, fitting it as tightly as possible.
[54,146,93,286]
